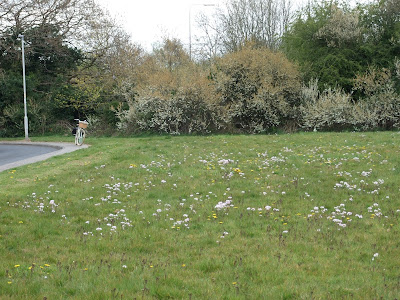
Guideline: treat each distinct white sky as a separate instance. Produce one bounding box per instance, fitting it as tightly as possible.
[95,0,364,51]
[96,0,224,50]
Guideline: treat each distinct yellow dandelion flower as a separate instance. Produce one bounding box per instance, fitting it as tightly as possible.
[14,265,20,268]
[44,264,50,267]
[182,264,186,267]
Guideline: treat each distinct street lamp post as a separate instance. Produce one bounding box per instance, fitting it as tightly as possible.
[18,34,29,141]
[189,3,215,60]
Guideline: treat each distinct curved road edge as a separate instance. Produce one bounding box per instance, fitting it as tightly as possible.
[0,141,89,173]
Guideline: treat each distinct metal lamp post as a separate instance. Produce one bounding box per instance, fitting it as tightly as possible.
[189,3,215,60]
[18,34,29,141]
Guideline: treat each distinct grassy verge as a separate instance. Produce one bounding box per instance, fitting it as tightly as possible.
[1,132,400,299]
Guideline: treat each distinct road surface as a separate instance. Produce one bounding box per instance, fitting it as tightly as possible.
[0,141,89,172]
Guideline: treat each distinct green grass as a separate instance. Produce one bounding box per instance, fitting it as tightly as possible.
[1,132,400,299]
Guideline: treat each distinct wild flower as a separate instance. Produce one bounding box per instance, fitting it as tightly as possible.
[215,199,233,211]
[49,200,57,213]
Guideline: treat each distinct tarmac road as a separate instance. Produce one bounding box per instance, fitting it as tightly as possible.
[0,141,89,172]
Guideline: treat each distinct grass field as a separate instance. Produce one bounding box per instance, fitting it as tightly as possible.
[1,132,400,299]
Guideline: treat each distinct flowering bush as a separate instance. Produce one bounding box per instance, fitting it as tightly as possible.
[299,76,400,131]
[214,45,301,133]
[353,67,400,129]
[299,81,356,131]
[117,94,223,135]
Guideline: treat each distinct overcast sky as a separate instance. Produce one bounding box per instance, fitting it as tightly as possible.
[95,0,366,51]
[96,0,308,50]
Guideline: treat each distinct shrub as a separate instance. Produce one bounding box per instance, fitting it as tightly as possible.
[353,67,400,129]
[116,94,223,135]
[214,45,301,132]
[226,93,290,133]
[300,75,400,131]
[299,81,356,131]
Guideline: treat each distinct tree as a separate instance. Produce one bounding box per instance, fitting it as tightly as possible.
[0,0,139,135]
[215,0,293,52]
[152,37,190,72]
[282,0,400,93]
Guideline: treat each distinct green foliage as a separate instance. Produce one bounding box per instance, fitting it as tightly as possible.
[0,24,83,136]
[282,0,400,93]
[1,0,400,136]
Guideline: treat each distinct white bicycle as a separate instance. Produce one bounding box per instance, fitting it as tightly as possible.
[74,119,88,146]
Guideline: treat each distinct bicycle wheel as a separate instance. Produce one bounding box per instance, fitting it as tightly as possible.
[75,128,85,146]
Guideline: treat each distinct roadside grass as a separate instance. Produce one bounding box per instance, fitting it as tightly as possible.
[1,132,400,299]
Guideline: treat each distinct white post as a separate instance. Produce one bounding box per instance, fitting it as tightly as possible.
[19,34,29,141]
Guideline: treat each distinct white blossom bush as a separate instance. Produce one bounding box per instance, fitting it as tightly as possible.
[226,94,290,133]
[299,76,400,131]
[299,81,356,131]
[116,95,224,135]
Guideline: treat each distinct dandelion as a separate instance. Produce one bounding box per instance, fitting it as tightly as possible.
[122,265,127,268]
[14,264,20,268]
